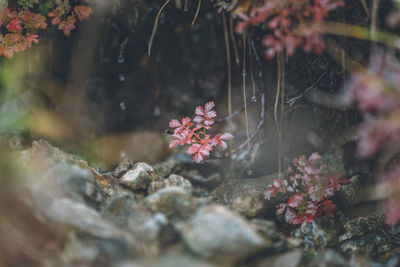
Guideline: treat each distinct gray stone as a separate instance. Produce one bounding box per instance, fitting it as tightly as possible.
[30,163,106,210]
[179,205,269,262]
[144,187,197,220]
[46,198,125,240]
[250,219,286,251]
[309,249,349,267]
[101,193,136,227]
[120,254,217,267]
[120,162,156,190]
[257,250,303,267]
[211,175,278,217]
[114,158,134,178]
[148,174,193,194]
[339,217,393,258]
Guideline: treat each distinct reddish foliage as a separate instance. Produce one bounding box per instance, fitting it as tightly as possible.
[0,0,92,58]
[232,0,344,59]
[168,102,233,164]
[265,153,348,227]
[344,51,400,225]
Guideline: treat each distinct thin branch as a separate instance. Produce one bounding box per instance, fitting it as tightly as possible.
[191,0,202,27]
[229,15,240,66]
[242,32,250,151]
[222,13,232,116]
[247,30,256,97]
[286,70,328,107]
[230,93,265,156]
[148,0,171,56]
[217,95,257,123]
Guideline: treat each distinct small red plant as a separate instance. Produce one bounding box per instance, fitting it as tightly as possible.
[232,0,344,59]
[168,101,233,164]
[265,153,349,227]
[0,0,92,58]
[344,51,400,225]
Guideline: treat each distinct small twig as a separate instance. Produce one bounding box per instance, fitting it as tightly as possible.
[242,32,250,151]
[229,15,240,66]
[191,0,202,27]
[217,95,257,123]
[247,31,256,97]
[359,0,370,18]
[222,13,232,116]
[148,0,171,56]
[230,93,265,157]
[286,70,328,107]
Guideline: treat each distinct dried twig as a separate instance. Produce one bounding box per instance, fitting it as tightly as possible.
[191,0,202,27]
[148,0,171,56]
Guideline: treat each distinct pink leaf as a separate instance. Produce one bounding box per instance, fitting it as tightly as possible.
[287,194,304,208]
[187,144,201,155]
[205,101,215,112]
[195,106,204,116]
[169,119,181,128]
[220,133,234,140]
[285,208,303,225]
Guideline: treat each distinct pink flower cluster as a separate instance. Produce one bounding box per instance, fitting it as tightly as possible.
[169,102,233,164]
[344,51,400,225]
[343,51,400,157]
[265,153,349,227]
[234,0,344,59]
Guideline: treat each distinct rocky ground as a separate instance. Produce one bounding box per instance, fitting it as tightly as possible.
[0,139,399,266]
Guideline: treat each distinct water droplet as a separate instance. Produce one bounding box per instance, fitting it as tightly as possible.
[120,151,126,158]
[120,102,126,110]
[118,74,125,82]
[117,55,125,63]
[153,106,161,116]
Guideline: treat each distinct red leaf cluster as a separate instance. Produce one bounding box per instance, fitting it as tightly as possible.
[168,101,233,164]
[233,0,344,59]
[265,153,348,227]
[343,51,400,225]
[0,0,92,58]
[48,1,92,36]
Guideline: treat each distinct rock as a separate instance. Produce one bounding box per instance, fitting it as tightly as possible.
[339,217,394,259]
[120,254,217,267]
[20,140,118,195]
[211,175,278,217]
[59,233,100,267]
[250,219,286,251]
[292,217,343,249]
[114,158,134,178]
[178,205,269,262]
[57,232,128,267]
[148,174,193,194]
[257,250,303,267]
[144,187,197,220]
[338,175,363,205]
[101,193,136,227]
[309,249,349,267]
[29,163,107,210]
[120,162,156,190]
[153,157,187,178]
[46,198,125,240]
[184,170,222,188]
